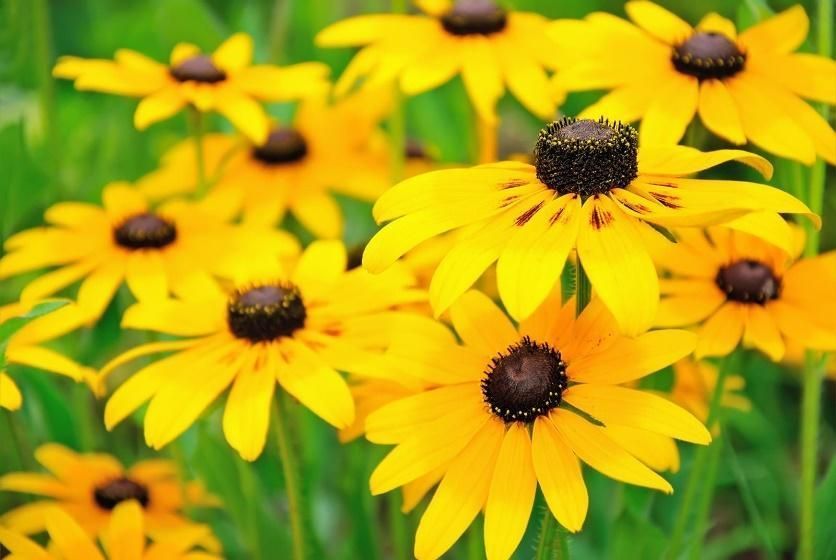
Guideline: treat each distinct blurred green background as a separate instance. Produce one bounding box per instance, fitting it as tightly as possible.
[1,0,834,558]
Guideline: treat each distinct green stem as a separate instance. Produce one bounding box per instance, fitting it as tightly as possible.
[688,428,724,560]
[388,491,409,560]
[33,0,59,187]
[188,108,208,197]
[466,524,482,560]
[3,409,31,470]
[273,396,308,560]
[235,457,263,560]
[575,260,591,315]
[387,0,407,184]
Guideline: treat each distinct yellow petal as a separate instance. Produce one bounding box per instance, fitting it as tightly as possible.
[101,501,144,560]
[696,12,737,39]
[134,86,186,129]
[236,62,331,101]
[606,426,680,472]
[125,251,168,302]
[449,290,518,358]
[212,33,253,73]
[170,42,201,66]
[695,303,746,358]
[315,15,405,47]
[45,507,105,560]
[640,72,698,145]
[625,1,692,44]
[5,345,86,381]
[122,299,224,337]
[638,143,772,179]
[738,5,808,54]
[724,211,794,255]
[460,37,503,124]
[495,34,553,119]
[769,301,836,351]
[697,79,746,144]
[292,240,347,295]
[401,44,461,95]
[578,82,655,123]
[102,181,148,218]
[532,417,588,532]
[214,88,269,144]
[223,356,276,461]
[19,259,101,304]
[0,372,22,410]
[0,527,50,559]
[743,304,785,361]
[656,291,725,327]
[291,191,343,239]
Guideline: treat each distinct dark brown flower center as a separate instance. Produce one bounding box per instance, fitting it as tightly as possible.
[0,542,9,559]
[672,32,746,79]
[228,284,307,342]
[534,117,638,197]
[482,337,568,423]
[405,138,428,160]
[94,477,149,510]
[715,260,780,304]
[252,128,309,165]
[440,0,507,36]
[114,213,177,250]
[170,55,227,83]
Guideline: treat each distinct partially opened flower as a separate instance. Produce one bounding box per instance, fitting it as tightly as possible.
[550,3,836,164]
[366,290,708,560]
[0,183,299,323]
[0,501,221,560]
[364,116,816,334]
[0,443,219,551]
[654,227,836,360]
[137,89,392,238]
[316,0,563,124]
[98,241,426,461]
[53,33,330,143]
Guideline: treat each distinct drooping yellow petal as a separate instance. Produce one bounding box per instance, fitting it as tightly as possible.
[625,1,692,45]
[738,5,808,54]
[101,501,144,560]
[697,79,746,144]
[45,507,105,560]
[401,44,461,95]
[76,258,127,320]
[125,251,168,302]
[236,62,331,101]
[291,191,343,239]
[223,354,276,461]
[0,372,22,410]
[638,144,772,179]
[122,299,224,337]
[749,52,836,105]
[214,88,270,144]
[655,291,725,327]
[724,211,795,256]
[315,15,406,47]
[211,33,253,73]
[0,527,50,559]
[495,34,553,119]
[19,258,102,304]
[742,304,785,361]
[449,290,518,358]
[695,303,746,358]
[606,426,680,473]
[640,72,699,145]
[134,86,186,130]
[98,338,202,384]
[5,345,86,381]
[292,240,347,295]
[460,37,503,124]
[769,301,836,351]
[696,12,737,39]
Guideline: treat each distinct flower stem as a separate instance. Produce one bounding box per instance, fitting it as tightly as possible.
[575,260,591,315]
[235,456,263,560]
[387,492,409,560]
[188,107,208,197]
[273,396,308,560]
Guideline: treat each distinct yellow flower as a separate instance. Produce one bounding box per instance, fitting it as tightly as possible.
[53,33,330,143]
[0,444,219,552]
[654,227,836,360]
[364,116,816,335]
[0,183,299,323]
[670,358,750,422]
[0,501,221,560]
[316,0,563,123]
[137,89,392,238]
[366,290,708,560]
[550,3,836,164]
[98,241,426,461]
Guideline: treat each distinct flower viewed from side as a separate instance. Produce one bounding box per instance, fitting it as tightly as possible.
[316,0,563,123]
[0,501,221,560]
[654,227,836,360]
[98,241,426,461]
[550,3,836,164]
[0,183,299,323]
[367,290,709,560]
[53,33,330,143]
[137,89,392,238]
[0,444,219,551]
[670,358,750,422]
[364,116,816,334]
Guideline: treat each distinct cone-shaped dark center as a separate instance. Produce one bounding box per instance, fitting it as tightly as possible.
[228,284,307,342]
[534,117,638,197]
[672,32,746,79]
[114,213,177,250]
[482,337,568,423]
[0,542,9,559]
[170,55,227,83]
[93,477,150,510]
[440,0,507,36]
[252,128,309,165]
[715,260,780,304]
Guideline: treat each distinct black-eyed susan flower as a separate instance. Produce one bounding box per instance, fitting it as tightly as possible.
[53,33,330,143]
[137,89,391,238]
[0,443,219,551]
[366,290,709,560]
[98,241,426,461]
[364,116,816,334]
[0,501,221,560]
[670,357,750,422]
[654,227,836,360]
[316,0,563,124]
[0,183,299,323]
[550,3,836,164]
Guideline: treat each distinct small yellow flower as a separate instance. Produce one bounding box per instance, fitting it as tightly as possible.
[367,290,709,560]
[0,444,219,552]
[53,33,330,143]
[670,358,751,422]
[550,3,836,164]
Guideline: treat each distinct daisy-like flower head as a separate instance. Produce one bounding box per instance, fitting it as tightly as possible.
[53,33,330,143]
[137,89,392,238]
[367,290,708,560]
[0,444,219,552]
[364,116,817,335]
[316,0,564,123]
[0,501,221,560]
[654,226,836,361]
[98,241,426,461]
[0,183,299,323]
[550,3,836,164]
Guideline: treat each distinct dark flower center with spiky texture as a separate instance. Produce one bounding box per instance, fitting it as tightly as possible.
[440,0,507,36]
[228,284,307,342]
[716,260,780,304]
[0,542,9,559]
[94,477,150,510]
[114,213,177,249]
[672,32,746,79]
[534,117,638,197]
[170,55,227,83]
[252,128,309,165]
[482,337,568,423]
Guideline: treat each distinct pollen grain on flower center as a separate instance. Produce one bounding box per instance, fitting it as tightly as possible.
[93,477,150,510]
[672,32,746,80]
[227,284,307,342]
[252,128,309,165]
[715,260,780,304]
[114,213,177,250]
[170,55,227,83]
[440,0,508,36]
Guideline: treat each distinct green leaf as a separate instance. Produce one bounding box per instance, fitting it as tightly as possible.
[815,458,836,560]
[0,300,69,361]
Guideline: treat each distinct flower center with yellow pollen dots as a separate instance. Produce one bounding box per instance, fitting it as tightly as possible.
[170,54,227,83]
[715,260,780,304]
[534,117,638,198]
[93,477,150,510]
[482,337,568,423]
[252,128,309,165]
[227,284,307,342]
[114,213,177,249]
[440,0,507,36]
[672,32,746,80]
